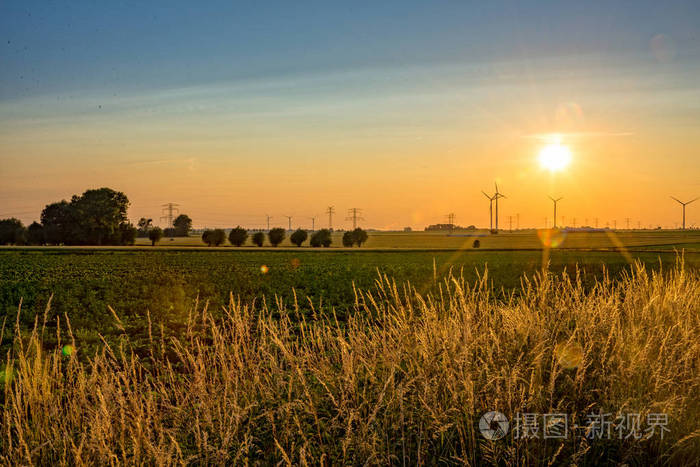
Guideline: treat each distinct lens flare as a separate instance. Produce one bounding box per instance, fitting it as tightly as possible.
[260,265,269,274]
[537,228,567,248]
[555,342,584,369]
[62,345,75,356]
[0,367,13,385]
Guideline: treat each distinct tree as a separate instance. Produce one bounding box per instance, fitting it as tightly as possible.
[252,232,265,247]
[137,218,153,237]
[40,201,75,245]
[39,188,134,246]
[149,227,164,246]
[202,229,226,246]
[228,226,248,247]
[342,231,354,247]
[70,188,130,245]
[27,222,45,245]
[290,229,308,247]
[268,227,286,247]
[173,214,192,237]
[353,228,368,247]
[0,218,25,245]
[310,229,332,248]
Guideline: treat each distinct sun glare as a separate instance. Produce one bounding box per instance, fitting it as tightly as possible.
[538,142,572,172]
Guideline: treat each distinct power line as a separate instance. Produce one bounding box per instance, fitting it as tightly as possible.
[445,213,455,233]
[326,206,335,230]
[346,208,364,229]
[160,203,179,228]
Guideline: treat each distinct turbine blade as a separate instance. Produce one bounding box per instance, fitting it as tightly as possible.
[687,197,699,205]
[670,196,682,204]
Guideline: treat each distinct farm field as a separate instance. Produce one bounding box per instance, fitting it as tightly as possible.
[133,229,700,250]
[1,241,699,352]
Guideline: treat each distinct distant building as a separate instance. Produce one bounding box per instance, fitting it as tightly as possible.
[403,226,412,232]
[424,224,476,231]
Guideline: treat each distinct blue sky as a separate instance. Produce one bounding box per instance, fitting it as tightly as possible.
[3,0,699,100]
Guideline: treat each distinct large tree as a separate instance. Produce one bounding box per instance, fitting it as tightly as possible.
[173,214,192,237]
[70,188,130,245]
[40,188,133,245]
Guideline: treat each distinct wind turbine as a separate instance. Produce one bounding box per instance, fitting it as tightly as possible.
[482,191,495,231]
[493,182,506,232]
[671,196,698,230]
[482,183,506,233]
[549,196,563,229]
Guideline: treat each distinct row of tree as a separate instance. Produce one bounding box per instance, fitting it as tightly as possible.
[1,188,137,245]
[187,227,368,247]
[1,186,369,247]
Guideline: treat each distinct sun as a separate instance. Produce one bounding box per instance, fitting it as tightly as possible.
[538,142,572,172]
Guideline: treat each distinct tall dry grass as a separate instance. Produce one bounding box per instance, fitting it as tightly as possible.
[1,259,699,465]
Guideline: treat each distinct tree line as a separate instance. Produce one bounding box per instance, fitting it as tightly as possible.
[1,186,368,247]
[194,227,368,248]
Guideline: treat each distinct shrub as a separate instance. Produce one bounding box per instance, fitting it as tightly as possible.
[342,231,355,247]
[473,239,481,248]
[268,228,286,247]
[290,229,308,247]
[202,229,226,246]
[228,226,248,247]
[149,227,164,246]
[353,228,368,247]
[311,229,332,248]
[252,232,265,247]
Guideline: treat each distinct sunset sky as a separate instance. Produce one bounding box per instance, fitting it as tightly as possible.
[1,0,699,230]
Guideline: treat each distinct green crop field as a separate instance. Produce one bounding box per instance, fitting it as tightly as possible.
[2,237,699,353]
